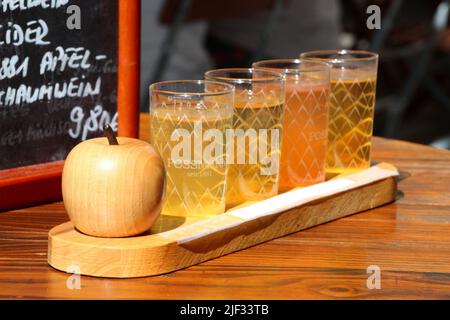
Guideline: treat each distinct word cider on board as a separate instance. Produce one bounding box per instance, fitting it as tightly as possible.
[0,0,140,210]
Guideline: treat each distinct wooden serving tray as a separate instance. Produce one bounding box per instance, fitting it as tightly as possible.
[48,162,399,278]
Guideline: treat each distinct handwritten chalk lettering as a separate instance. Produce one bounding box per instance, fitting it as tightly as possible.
[66,4,81,30]
[0,77,101,106]
[40,47,92,74]
[65,76,100,97]
[0,55,29,80]
[88,58,117,75]
[69,105,118,141]
[26,120,71,142]
[46,97,80,114]
[1,129,23,146]
[0,105,30,120]
[0,20,50,46]
[1,0,70,12]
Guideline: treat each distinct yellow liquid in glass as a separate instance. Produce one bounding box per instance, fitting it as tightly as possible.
[150,104,232,217]
[226,96,284,208]
[327,76,376,175]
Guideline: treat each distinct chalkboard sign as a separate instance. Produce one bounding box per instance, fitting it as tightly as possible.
[0,0,140,210]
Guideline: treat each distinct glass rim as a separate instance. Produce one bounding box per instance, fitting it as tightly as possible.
[150,80,235,97]
[205,68,284,84]
[252,58,330,75]
[300,49,379,62]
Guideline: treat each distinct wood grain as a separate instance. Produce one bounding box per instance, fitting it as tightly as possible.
[48,165,396,278]
[62,137,164,237]
[0,114,450,299]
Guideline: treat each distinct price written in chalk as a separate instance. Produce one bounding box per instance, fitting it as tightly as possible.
[69,106,117,141]
[0,1,119,170]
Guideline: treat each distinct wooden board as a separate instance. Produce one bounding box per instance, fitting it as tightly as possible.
[48,162,399,278]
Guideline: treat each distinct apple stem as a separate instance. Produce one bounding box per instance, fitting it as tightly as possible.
[103,125,119,145]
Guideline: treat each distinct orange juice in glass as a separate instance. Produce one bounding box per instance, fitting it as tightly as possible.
[253,59,330,192]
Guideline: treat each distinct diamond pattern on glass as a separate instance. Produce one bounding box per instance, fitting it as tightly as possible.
[327,77,376,174]
[150,103,232,217]
[278,84,329,191]
[225,89,284,208]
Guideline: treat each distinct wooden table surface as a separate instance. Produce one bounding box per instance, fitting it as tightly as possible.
[1,114,450,299]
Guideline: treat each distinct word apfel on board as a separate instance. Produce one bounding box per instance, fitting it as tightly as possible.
[0,1,118,170]
[0,0,140,211]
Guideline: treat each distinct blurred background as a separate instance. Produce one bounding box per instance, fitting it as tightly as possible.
[140,0,450,149]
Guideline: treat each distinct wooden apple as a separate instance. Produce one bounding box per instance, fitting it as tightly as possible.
[62,126,165,237]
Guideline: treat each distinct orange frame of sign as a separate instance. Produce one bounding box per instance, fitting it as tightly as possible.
[0,0,141,211]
